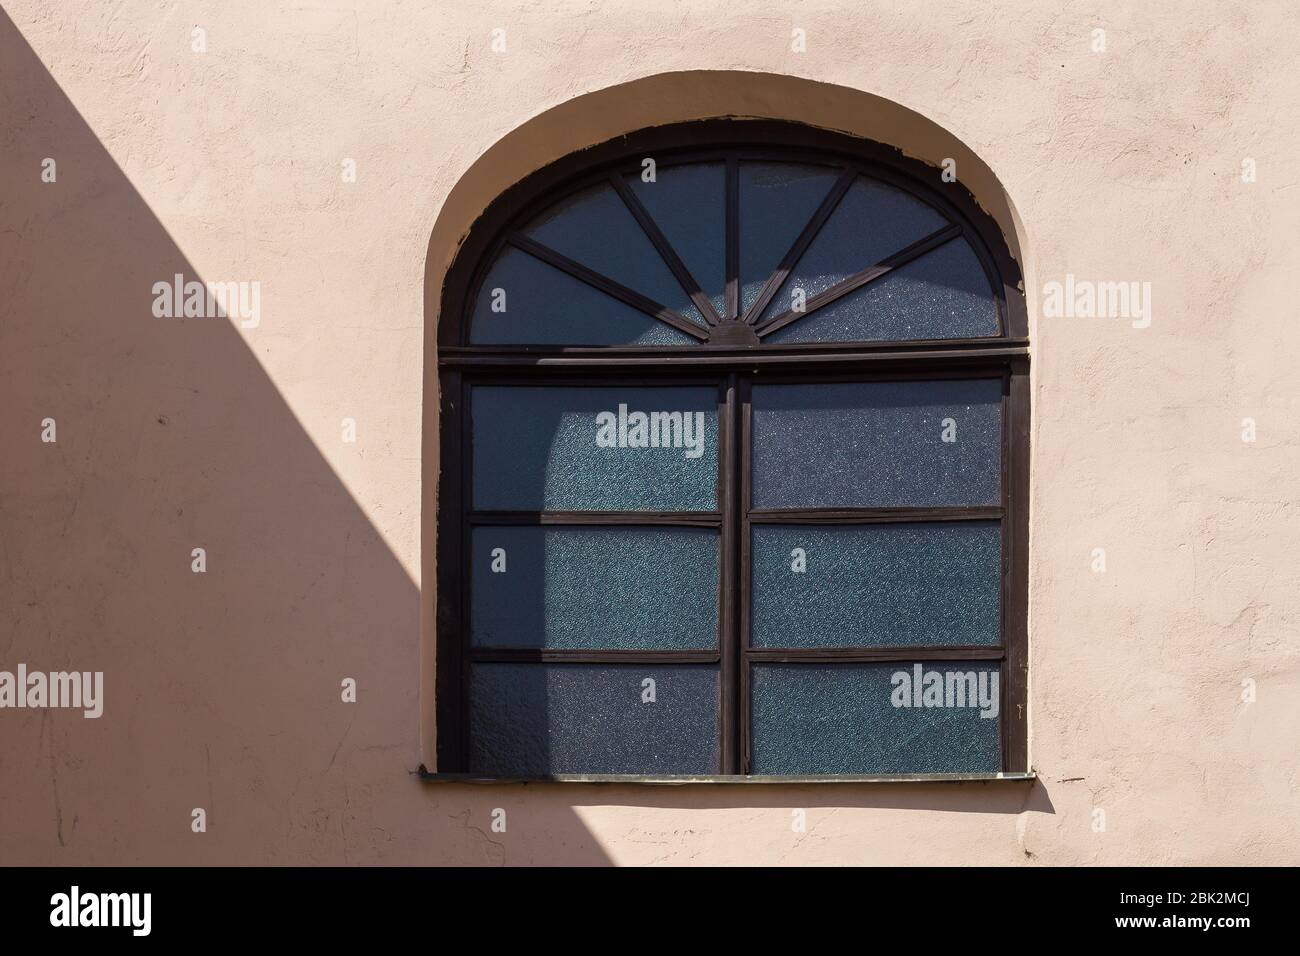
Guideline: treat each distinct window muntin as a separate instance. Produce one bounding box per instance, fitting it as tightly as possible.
[738,162,844,316]
[753,176,949,324]
[470,248,696,346]
[626,161,728,319]
[764,239,999,344]
[437,124,1028,779]
[520,180,711,327]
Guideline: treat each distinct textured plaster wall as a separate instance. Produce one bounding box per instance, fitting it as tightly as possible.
[2,0,1297,865]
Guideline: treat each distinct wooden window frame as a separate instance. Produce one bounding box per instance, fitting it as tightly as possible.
[432,120,1030,782]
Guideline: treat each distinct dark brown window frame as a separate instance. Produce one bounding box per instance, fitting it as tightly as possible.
[430,120,1030,784]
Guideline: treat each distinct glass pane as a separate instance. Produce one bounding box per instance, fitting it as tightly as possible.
[767,239,998,344]
[750,662,1001,774]
[471,526,718,649]
[627,162,725,319]
[472,385,719,511]
[523,182,706,326]
[750,522,1000,648]
[751,379,1002,508]
[738,162,841,317]
[469,663,719,775]
[469,246,694,346]
[758,177,948,323]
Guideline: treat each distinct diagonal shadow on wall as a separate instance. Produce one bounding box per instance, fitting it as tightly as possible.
[0,9,612,865]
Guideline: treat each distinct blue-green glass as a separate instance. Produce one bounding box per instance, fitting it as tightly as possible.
[738,162,841,317]
[758,177,948,323]
[751,522,1001,648]
[627,163,725,319]
[750,662,1002,774]
[767,239,998,344]
[751,379,1002,508]
[469,246,694,345]
[471,526,718,649]
[523,182,706,326]
[469,663,719,775]
[471,385,718,511]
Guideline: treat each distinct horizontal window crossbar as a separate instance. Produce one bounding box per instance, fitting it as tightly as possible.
[441,337,1028,358]
[747,506,1003,523]
[440,343,1029,369]
[468,511,721,526]
[743,646,1004,663]
[469,649,720,663]
[466,647,1002,664]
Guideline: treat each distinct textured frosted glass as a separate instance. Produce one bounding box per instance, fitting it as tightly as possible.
[471,526,718,649]
[751,380,1002,508]
[751,522,1001,648]
[750,662,1001,774]
[738,162,841,316]
[472,385,718,511]
[767,239,998,344]
[628,163,725,319]
[469,663,719,775]
[523,182,706,326]
[469,246,694,345]
[758,177,948,322]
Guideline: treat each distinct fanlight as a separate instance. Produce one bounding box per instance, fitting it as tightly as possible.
[467,156,1002,347]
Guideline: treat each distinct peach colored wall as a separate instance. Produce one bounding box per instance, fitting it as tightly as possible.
[2,0,1297,865]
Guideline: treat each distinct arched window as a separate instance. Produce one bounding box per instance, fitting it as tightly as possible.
[436,121,1028,780]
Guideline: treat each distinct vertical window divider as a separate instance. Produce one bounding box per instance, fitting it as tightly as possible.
[999,372,1011,772]
[435,370,465,772]
[458,377,473,769]
[738,374,754,773]
[1004,366,1031,773]
[720,374,739,772]
[725,156,740,321]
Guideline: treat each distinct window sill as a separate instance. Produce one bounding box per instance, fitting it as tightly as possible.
[417,767,1036,786]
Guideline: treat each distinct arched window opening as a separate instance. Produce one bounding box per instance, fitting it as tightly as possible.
[435,120,1029,780]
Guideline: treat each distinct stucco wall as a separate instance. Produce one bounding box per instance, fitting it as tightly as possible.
[2,0,1297,865]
